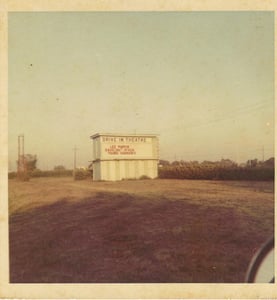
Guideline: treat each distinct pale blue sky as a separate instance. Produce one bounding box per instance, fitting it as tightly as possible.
[8,12,274,170]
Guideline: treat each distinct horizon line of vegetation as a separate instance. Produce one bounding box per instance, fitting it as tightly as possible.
[9,157,274,181]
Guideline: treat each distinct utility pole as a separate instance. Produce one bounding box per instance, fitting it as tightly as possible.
[73,146,79,179]
[18,135,20,172]
[17,134,25,173]
[262,146,264,162]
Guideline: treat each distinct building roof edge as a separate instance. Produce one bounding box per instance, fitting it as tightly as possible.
[90,133,159,139]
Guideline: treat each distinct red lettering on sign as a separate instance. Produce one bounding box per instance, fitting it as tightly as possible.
[105,144,137,155]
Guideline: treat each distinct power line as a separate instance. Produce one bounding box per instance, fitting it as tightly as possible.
[163,145,272,157]
[162,144,274,163]
[160,100,272,133]
[213,99,271,115]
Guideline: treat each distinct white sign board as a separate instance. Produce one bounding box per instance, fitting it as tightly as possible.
[93,134,158,160]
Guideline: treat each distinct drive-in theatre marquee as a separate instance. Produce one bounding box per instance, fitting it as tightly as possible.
[90,133,159,181]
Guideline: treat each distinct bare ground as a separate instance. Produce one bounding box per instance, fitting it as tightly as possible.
[9,178,274,283]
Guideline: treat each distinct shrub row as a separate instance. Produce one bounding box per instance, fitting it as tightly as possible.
[31,169,73,177]
[8,169,73,179]
[8,169,94,180]
[9,166,274,181]
[74,169,91,180]
[158,166,274,181]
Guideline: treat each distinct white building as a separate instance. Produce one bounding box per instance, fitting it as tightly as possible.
[90,133,159,181]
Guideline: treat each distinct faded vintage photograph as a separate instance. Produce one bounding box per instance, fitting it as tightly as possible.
[8,11,274,286]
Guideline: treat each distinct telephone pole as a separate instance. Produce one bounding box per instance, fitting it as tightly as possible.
[17,134,25,173]
[262,146,264,162]
[73,146,79,179]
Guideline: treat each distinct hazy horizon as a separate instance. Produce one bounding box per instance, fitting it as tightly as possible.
[8,12,274,171]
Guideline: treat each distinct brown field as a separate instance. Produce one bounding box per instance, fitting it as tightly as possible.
[9,177,274,283]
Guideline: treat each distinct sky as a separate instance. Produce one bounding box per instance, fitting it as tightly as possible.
[8,12,274,171]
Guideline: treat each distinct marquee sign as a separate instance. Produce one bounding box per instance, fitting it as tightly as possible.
[102,136,147,143]
[92,134,158,160]
[105,144,136,155]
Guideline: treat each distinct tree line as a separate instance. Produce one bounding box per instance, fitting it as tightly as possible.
[158,158,274,181]
[9,155,274,181]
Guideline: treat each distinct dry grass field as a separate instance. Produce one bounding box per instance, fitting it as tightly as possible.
[9,177,274,283]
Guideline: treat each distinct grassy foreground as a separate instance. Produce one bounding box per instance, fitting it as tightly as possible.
[9,177,274,283]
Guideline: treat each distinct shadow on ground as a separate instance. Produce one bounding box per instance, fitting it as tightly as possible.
[9,191,273,283]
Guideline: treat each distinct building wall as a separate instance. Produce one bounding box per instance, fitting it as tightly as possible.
[91,133,159,181]
[93,161,102,181]
[94,159,158,181]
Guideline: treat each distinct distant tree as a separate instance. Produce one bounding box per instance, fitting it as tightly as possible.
[87,162,93,177]
[26,159,37,171]
[17,154,37,172]
[201,160,216,166]
[239,162,247,167]
[219,159,237,167]
[261,157,274,168]
[159,159,170,166]
[54,165,66,171]
[191,160,199,166]
[179,160,186,166]
[246,159,258,168]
